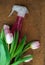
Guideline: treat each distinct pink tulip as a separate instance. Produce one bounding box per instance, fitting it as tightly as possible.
[31,41,40,49]
[3,25,13,44]
[3,25,10,34]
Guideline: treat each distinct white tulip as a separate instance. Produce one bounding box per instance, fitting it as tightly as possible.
[24,55,33,62]
[24,58,33,62]
[31,41,40,49]
[3,24,13,44]
[6,33,13,44]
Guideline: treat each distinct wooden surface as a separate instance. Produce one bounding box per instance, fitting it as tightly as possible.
[0,0,44,65]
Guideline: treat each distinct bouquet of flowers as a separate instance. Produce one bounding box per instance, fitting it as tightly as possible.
[0,24,40,65]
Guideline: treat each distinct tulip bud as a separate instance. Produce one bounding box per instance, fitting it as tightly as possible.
[3,24,10,34]
[3,24,10,30]
[6,33,13,44]
[3,24,13,44]
[24,55,33,62]
[24,58,33,62]
[31,41,40,49]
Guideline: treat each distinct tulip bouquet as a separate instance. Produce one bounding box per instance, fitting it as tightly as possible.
[0,24,40,65]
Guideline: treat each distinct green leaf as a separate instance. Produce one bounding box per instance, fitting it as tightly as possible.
[15,42,32,61]
[0,29,4,40]
[13,35,26,58]
[10,31,19,59]
[0,38,10,65]
[0,28,6,43]
[23,41,32,53]
[11,55,33,65]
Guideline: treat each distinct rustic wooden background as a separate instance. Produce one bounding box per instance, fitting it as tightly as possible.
[0,0,44,65]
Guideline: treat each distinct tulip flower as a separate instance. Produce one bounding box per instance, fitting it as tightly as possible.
[3,24,13,44]
[31,41,40,49]
[6,33,13,44]
[3,24,10,34]
[24,55,33,62]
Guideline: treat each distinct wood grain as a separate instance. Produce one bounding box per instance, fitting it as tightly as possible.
[0,0,44,65]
